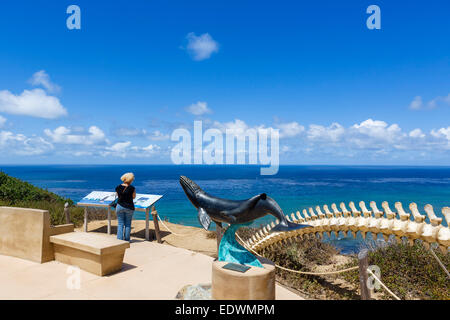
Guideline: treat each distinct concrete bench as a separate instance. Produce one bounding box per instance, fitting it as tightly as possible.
[50,232,130,276]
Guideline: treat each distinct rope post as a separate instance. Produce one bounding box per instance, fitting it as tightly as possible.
[358,249,371,300]
[107,206,111,235]
[83,207,88,232]
[145,207,150,241]
[152,207,162,244]
[216,223,224,252]
[64,202,71,224]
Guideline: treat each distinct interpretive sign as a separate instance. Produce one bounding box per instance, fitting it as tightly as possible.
[78,191,162,210]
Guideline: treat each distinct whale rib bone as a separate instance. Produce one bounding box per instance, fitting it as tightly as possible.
[349,201,361,217]
[424,204,442,226]
[437,207,450,250]
[409,203,426,223]
[370,201,384,218]
[331,203,343,217]
[339,202,351,217]
[296,210,305,223]
[308,207,318,220]
[359,201,372,217]
[323,204,333,217]
[302,209,311,221]
[382,201,396,219]
[314,206,325,219]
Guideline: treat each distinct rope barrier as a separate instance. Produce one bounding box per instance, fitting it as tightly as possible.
[275,264,359,275]
[156,214,191,237]
[235,233,359,275]
[366,268,401,300]
[429,247,450,279]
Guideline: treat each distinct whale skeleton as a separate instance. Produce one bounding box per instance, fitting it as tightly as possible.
[243,201,450,254]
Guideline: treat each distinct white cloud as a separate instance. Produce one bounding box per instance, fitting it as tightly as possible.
[209,119,276,159]
[101,141,161,158]
[409,128,425,138]
[185,33,219,61]
[409,93,450,110]
[106,141,131,154]
[0,116,6,128]
[351,119,403,143]
[307,123,345,142]
[141,144,158,152]
[186,101,212,115]
[73,151,93,157]
[409,96,423,110]
[431,127,450,141]
[0,130,53,156]
[428,93,450,109]
[0,89,67,119]
[297,119,450,156]
[28,70,61,94]
[131,144,161,156]
[276,122,305,138]
[148,130,170,141]
[114,127,147,137]
[212,119,250,135]
[44,126,106,145]
[114,127,170,141]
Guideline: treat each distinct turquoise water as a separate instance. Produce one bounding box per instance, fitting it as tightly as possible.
[2,165,450,253]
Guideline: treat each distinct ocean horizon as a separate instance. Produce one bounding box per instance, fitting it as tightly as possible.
[2,164,450,254]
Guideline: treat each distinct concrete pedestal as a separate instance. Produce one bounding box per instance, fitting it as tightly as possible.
[212,257,275,300]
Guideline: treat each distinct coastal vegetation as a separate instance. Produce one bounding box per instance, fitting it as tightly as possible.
[0,171,85,226]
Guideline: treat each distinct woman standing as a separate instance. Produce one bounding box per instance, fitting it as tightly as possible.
[115,172,136,241]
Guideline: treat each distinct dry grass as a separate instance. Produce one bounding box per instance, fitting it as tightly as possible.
[206,231,217,239]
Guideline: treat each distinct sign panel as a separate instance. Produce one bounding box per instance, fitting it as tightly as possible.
[222,263,251,273]
[78,191,162,209]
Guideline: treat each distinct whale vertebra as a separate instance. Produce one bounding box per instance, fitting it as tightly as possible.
[179,175,311,232]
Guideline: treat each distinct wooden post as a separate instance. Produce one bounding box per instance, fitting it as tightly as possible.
[84,207,88,232]
[216,223,224,251]
[145,207,150,241]
[107,206,111,235]
[358,249,371,300]
[152,207,162,244]
[64,202,71,224]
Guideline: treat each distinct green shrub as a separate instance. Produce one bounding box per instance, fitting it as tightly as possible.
[0,171,85,227]
[0,172,69,203]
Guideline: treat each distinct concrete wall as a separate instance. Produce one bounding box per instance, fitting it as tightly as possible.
[0,207,74,263]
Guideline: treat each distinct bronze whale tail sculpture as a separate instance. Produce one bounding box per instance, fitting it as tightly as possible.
[179,175,311,232]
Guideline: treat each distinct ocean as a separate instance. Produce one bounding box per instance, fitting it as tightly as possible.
[2,165,450,254]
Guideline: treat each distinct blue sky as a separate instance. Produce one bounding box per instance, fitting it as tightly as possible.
[0,0,449,165]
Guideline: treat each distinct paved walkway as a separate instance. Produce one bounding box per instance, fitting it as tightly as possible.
[0,235,303,300]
